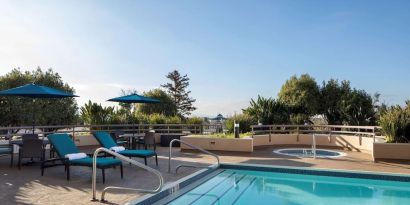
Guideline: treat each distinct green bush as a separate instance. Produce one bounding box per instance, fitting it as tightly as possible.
[166,115,182,124]
[379,102,410,143]
[225,114,255,133]
[185,117,204,124]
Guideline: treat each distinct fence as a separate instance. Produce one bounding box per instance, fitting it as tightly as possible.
[251,124,383,142]
[0,124,203,139]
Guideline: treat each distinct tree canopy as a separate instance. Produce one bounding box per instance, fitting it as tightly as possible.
[0,68,78,126]
[161,70,196,116]
[137,89,178,116]
[278,74,321,116]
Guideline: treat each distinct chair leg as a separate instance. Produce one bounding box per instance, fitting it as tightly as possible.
[144,157,147,165]
[102,169,105,184]
[66,164,70,181]
[41,163,44,176]
[18,152,21,170]
[120,165,123,179]
[10,152,13,168]
[155,154,158,166]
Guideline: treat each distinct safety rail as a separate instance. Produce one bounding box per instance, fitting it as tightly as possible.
[251,124,383,142]
[91,147,164,202]
[0,123,203,139]
[168,139,220,173]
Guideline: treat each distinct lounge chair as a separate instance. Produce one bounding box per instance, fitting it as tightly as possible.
[93,131,158,166]
[41,133,123,183]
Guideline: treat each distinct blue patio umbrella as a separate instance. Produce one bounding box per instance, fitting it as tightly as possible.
[108,94,160,104]
[0,83,79,133]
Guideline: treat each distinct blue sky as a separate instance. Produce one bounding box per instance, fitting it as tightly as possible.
[0,0,409,116]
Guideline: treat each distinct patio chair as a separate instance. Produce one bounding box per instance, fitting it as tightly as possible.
[18,136,44,170]
[41,133,123,183]
[0,138,13,167]
[93,131,158,166]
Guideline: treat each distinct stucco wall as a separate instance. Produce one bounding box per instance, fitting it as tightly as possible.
[253,134,374,154]
[373,143,410,160]
[181,136,253,152]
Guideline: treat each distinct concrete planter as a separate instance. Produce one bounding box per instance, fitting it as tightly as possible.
[73,135,99,146]
[253,134,374,154]
[180,135,253,152]
[373,142,410,160]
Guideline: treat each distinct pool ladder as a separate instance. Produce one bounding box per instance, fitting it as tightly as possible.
[168,139,220,173]
[91,147,164,202]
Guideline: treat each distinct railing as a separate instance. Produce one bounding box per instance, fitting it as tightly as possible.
[251,124,382,142]
[0,123,203,139]
[91,147,164,202]
[168,139,220,173]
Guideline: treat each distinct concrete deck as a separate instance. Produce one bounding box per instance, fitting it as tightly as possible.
[1,145,410,205]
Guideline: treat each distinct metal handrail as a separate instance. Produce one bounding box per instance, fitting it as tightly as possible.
[92,147,164,202]
[168,139,220,173]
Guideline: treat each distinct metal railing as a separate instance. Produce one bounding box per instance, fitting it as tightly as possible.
[251,124,382,142]
[168,139,220,173]
[0,123,203,139]
[91,147,164,202]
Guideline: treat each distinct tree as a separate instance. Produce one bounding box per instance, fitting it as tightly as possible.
[340,89,376,125]
[161,70,196,116]
[243,95,289,124]
[80,100,115,125]
[320,79,376,125]
[0,68,78,127]
[278,74,321,116]
[320,79,351,124]
[137,89,178,116]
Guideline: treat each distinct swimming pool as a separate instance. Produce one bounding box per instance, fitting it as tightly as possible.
[274,148,346,158]
[133,164,410,205]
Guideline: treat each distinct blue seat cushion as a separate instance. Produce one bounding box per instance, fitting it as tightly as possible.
[93,131,118,148]
[47,134,80,157]
[118,149,156,157]
[70,157,121,167]
[0,147,12,154]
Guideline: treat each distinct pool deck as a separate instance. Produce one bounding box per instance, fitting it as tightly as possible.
[1,145,410,205]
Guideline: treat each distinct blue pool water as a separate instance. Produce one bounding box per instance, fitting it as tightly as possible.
[166,169,410,205]
[274,148,345,158]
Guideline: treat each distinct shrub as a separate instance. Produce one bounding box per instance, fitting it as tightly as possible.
[166,115,182,124]
[379,102,410,143]
[185,117,204,124]
[225,114,255,133]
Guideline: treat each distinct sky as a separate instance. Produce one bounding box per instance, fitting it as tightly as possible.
[0,0,409,117]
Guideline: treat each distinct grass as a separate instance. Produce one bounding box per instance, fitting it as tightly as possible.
[191,132,252,139]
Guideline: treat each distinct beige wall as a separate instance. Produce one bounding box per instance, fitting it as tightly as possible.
[74,135,99,146]
[181,136,253,152]
[253,134,374,154]
[373,143,410,160]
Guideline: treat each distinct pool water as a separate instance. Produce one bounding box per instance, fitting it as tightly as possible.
[274,148,345,158]
[166,169,410,205]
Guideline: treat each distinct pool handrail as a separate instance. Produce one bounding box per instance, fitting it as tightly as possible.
[91,147,164,202]
[168,139,220,173]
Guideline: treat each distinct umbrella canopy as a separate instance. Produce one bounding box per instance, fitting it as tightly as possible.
[0,83,78,98]
[0,83,78,133]
[108,94,160,103]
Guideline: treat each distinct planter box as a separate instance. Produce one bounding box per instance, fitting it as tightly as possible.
[180,135,253,152]
[373,142,410,160]
[73,135,99,146]
[253,134,373,154]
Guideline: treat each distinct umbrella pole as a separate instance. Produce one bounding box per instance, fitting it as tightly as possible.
[32,99,36,134]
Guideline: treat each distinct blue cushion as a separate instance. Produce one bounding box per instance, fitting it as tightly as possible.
[70,157,121,167]
[0,147,12,154]
[93,131,118,148]
[47,134,80,157]
[119,149,156,157]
